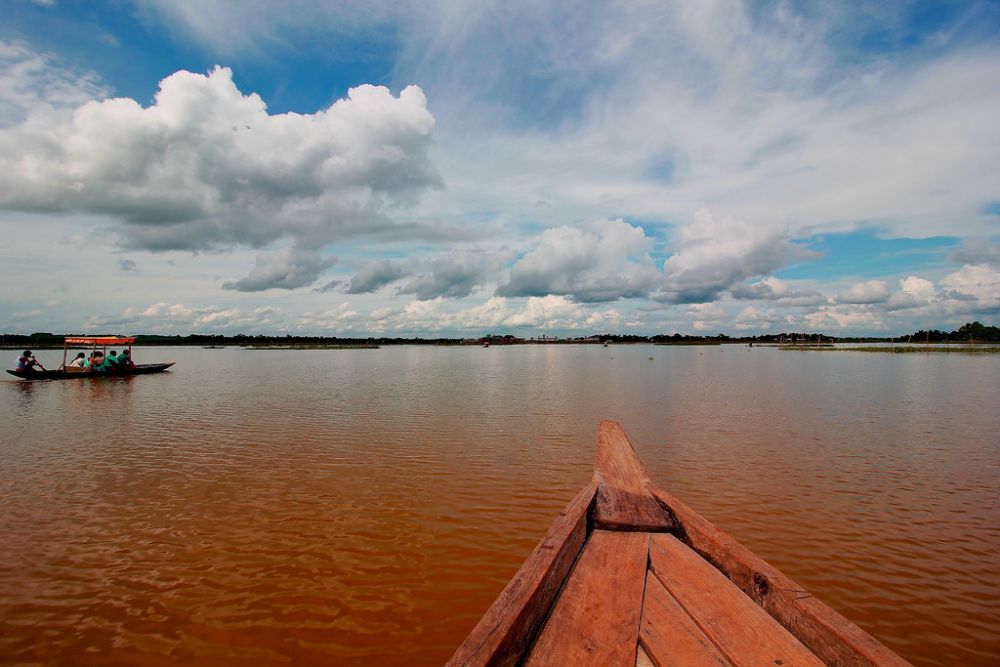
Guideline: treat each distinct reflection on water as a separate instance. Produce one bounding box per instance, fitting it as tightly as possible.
[1,346,998,666]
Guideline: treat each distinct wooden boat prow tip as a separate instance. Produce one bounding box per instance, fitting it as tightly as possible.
[447,420,912,667]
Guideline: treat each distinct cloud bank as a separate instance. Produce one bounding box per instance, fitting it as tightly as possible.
[345,259,406,294]
[0,65,440,288]
[223,247,335,292]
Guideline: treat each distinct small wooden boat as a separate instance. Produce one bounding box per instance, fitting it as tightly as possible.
[7,363,174,380]
[7,336,175,381]
[448,421,911,666]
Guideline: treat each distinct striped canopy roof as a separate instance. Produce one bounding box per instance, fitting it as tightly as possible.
[64,336,136,345]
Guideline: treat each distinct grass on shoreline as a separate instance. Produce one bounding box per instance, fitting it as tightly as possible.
[781,345,1000,354]
[244,345,379,350]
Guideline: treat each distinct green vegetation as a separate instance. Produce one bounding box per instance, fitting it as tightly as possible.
[245,344,379,350]
[905,321,1000,343]
[782,345,1000,354]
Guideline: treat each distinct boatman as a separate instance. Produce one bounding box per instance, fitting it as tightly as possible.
[14,350,41,374]
[118,350,136,369]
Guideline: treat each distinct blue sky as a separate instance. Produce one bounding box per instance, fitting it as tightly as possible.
[0,0,998,336]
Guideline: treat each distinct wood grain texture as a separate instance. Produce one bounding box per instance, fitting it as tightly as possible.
[594,420,673,531]
[639,572,731,667]
[649,488,913,667]
[525,530,649,667]
[445,483,598,667]
[650,533,824,666]
[636,645,656,667]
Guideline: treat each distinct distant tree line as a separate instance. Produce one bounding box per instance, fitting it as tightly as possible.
[1,322,996,347]
[904,321,1000,343]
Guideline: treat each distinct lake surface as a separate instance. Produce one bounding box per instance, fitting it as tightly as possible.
[1,345,997,666]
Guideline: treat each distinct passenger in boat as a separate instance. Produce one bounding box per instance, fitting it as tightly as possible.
[14,350,41,373]
[88,351,104,369]
[100,351,119,372]
[67,352,86,368]
[118,350,136,369]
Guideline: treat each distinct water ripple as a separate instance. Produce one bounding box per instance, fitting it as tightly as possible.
[1,345,997,665]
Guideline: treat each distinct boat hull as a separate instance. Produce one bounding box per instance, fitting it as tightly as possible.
[448,421,912,667]
[6,362,175,380]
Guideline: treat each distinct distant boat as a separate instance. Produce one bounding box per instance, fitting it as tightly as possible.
[447,421,910,666]
[203,345,225,349]
[7,336,175,381]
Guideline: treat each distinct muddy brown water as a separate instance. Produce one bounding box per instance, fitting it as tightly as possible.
[1,345,997,665]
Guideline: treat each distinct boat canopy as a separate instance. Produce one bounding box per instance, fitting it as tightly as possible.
[64,336,136,345]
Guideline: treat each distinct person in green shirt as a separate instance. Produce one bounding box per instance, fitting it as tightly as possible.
[88,351,104,370]
[100,350,119,372]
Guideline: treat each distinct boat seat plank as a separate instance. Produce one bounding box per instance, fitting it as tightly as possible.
[639,572,731,667]
[594,421,673,531]
[525,530,648,667]
[649,534,824,667]
[446,483,598,667]
[649,488,912,667]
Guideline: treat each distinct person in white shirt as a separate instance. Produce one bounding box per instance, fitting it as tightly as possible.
[14,350,40,372]
[68,353,86,368]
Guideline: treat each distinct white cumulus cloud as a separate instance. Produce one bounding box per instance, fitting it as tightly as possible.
[659,209,818,303]
[941,264,1000,309]
[687,303,727,331]
[109,302,286,333]
[885,275,938,310]
[362,294,624,334]
[734,306,782,331]
[836,280,891,304]
[498,219,659,302]
[0,65,441,289]
[400,250,496,300]
[730,276,825,306]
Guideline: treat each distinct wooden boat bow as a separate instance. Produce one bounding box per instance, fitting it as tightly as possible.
[447,421,912,667]
[593,420,675,532]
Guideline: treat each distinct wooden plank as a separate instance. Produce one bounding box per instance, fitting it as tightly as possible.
[649,534,824,666]
[593,420,673,531]
[639,572,731,667]
[525,530,649,667]
[636,645,656,667]
[649,488,913,667]
[446,483,598,667]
